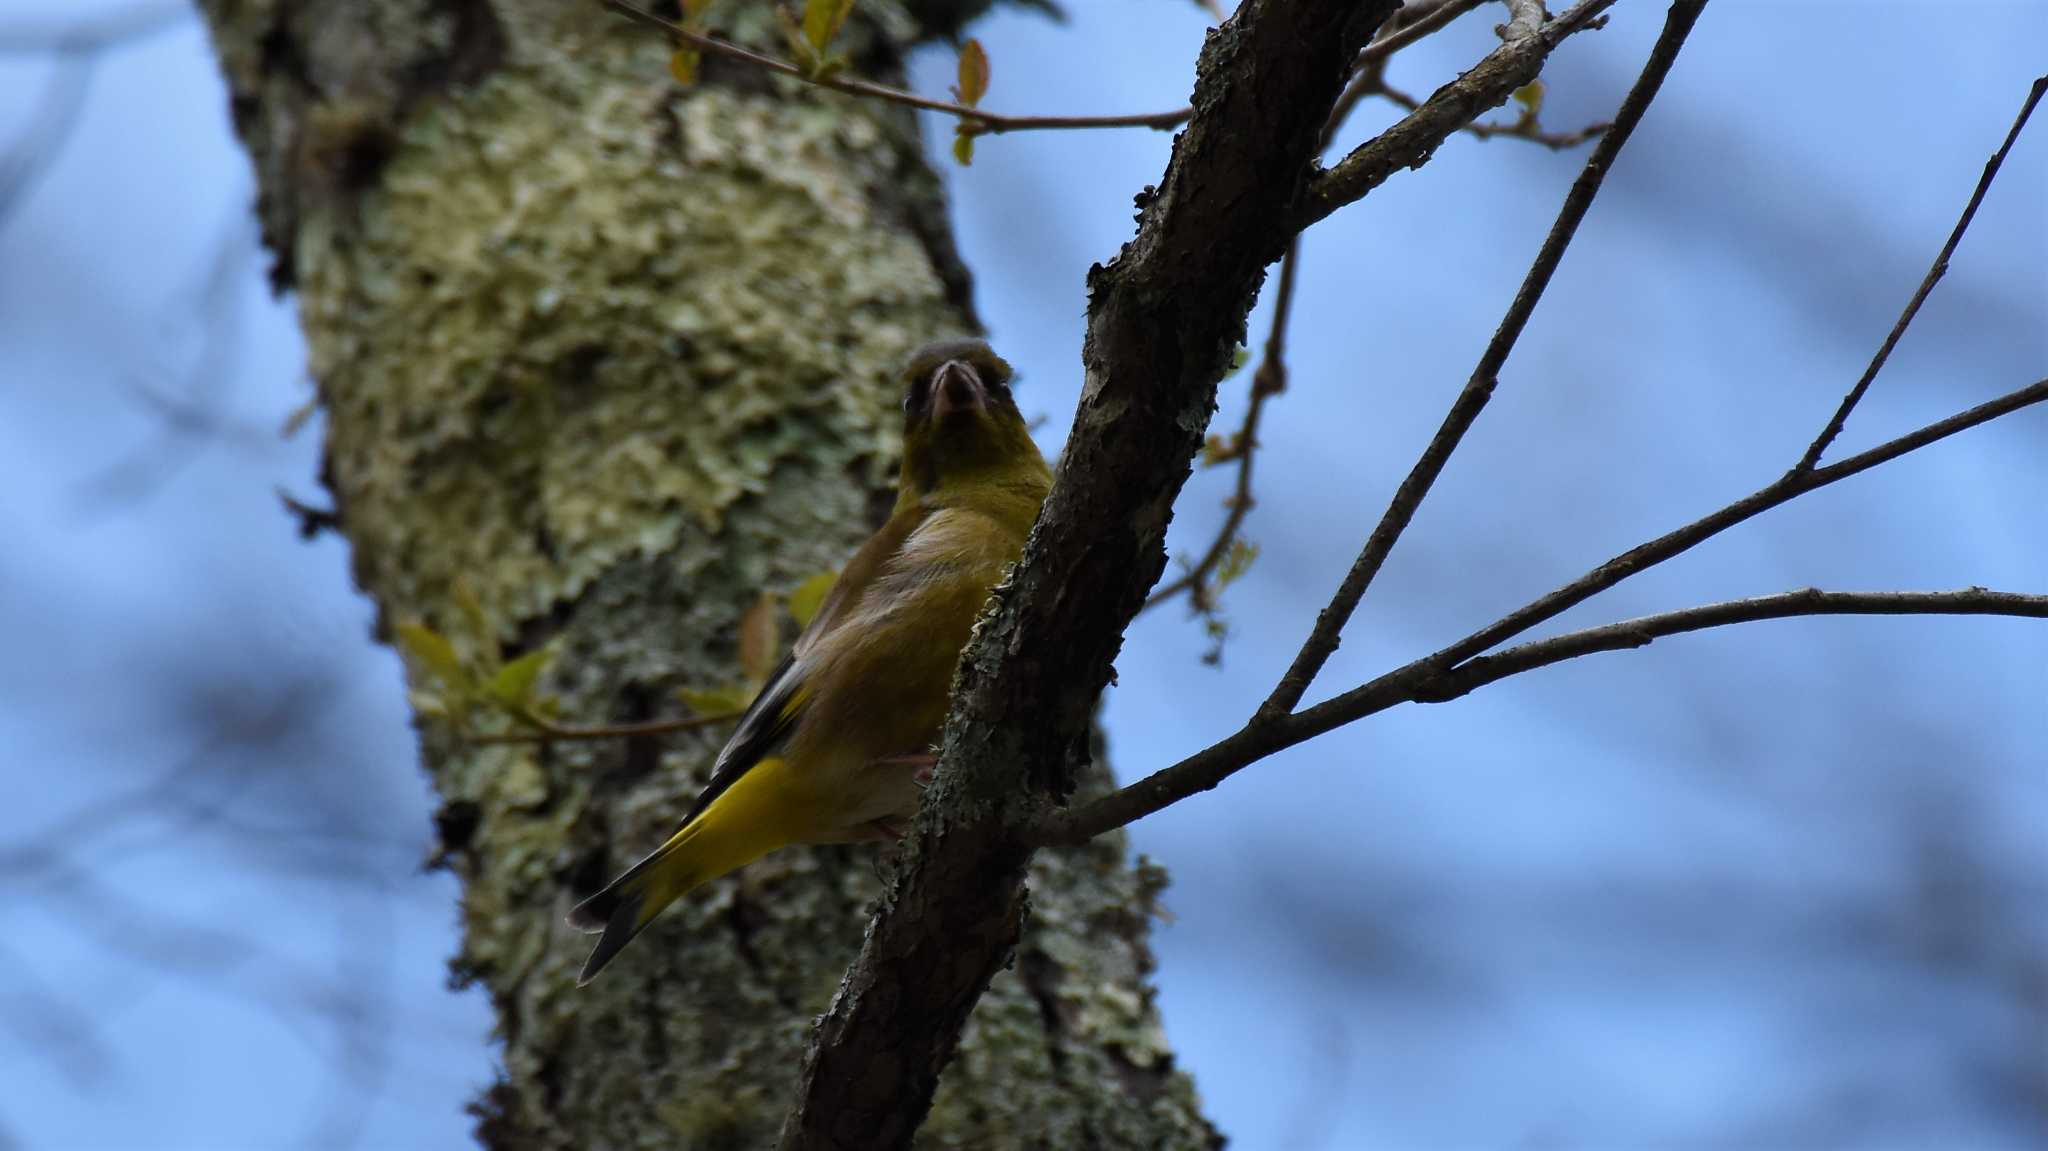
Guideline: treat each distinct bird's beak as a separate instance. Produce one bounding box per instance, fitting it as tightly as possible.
[929,360,986,420]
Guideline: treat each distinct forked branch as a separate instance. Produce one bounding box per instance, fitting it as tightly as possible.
[1260,0,1706,722]
[1796,74,2047,470]
[1040,57,2048,846]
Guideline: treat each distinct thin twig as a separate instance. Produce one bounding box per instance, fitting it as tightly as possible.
[1302,0,1620,229]
[1144,239,1297,612]
[1360,0,1493,67]
[1258,0,1705,722]
[1373,78,1610,149]
[1429,378,2048,677]
[1146,2,1523,616]
[459,709,740,745]
[1038,584,2048,846]
[1413,588,2048,701]
[1325,0,1497,136]
[0,46,95,226]
[600,0,1191,134]
[1039,374,2048,845]
[1796,74,2048,471]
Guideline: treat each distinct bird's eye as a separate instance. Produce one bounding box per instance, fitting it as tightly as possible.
[903,373,933,416]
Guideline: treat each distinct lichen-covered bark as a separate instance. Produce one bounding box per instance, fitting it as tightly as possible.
[196,2,1214,1146]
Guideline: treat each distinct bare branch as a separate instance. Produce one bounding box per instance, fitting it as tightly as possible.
[458,708,739,745]
[1412,588,2048,701]
[1148,0,1580,619]
[1372,77,1611,149]
[1359,0,1493,67]
[70,216,260,517]
[600,0,1192,135]
[1144,239,1296,614]
[1260,0,1706,721]
[1301,0,1619,229]
[1325,0,1499,137]
[1040,375,2048,846]
[1041,584,2048,846]
[1426,375,2048,677]
[1796,74,2047,471]
[0,50,95,227]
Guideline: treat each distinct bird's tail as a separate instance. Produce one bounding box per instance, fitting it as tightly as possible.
[567,827,705,985]
[566,757,807,984]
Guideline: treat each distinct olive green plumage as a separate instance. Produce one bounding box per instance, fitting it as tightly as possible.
[569,339,1052,982]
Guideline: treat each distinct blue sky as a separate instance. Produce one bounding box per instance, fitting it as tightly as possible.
[2,2,2043,1148]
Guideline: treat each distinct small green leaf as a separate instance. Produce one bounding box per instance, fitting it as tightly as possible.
[451,580,498,674]
[952,38,989,108]
[679,683,756,716]
[1229,344,1252,372]
[1200,432,1235,467]
[489,644,555,708]
[952,127,975,166]
[669,46,702,86]
[1512,80,1545,118]
[788,571,837,630]
[1215,537,1259,587]
[396,622,466,688]
[802,0,857,59]
[681,0,716,19]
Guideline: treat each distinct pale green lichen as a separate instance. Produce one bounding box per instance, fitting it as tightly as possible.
[305,71,938,634]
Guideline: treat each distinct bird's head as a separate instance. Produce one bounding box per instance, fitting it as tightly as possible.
[896,339,1047,506]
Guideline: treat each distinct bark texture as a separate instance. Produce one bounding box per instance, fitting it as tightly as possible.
[196,2,1215,1147]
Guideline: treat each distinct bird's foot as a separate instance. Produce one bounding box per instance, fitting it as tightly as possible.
[860,816,911,842]
[871,752,938,788]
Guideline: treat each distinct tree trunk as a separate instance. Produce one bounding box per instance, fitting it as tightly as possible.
[197,2,1216,1146]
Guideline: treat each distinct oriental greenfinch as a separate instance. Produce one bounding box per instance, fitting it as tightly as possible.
[568,339,1051,983]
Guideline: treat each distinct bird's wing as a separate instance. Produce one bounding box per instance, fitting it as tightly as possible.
[675,505,927,824]
[676,651,802,825]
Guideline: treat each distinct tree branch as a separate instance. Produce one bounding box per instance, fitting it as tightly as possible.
[778,1,1404,1146]
[457,709,739,745]
[1425,376,2048,677]
[1795,74,2047,471]
[1300,0,1619,230]
[1360,0,1493,68]
[1146,0,1607,620]
[1372,77,1611,149]
[1039,374,2048,846]
[1259,0,1705,721]
[1144,238,1296,614]
[1410,588,2048,702]
[601,0,1192,134]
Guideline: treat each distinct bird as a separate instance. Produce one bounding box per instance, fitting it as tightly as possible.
[567,339,1053,983]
